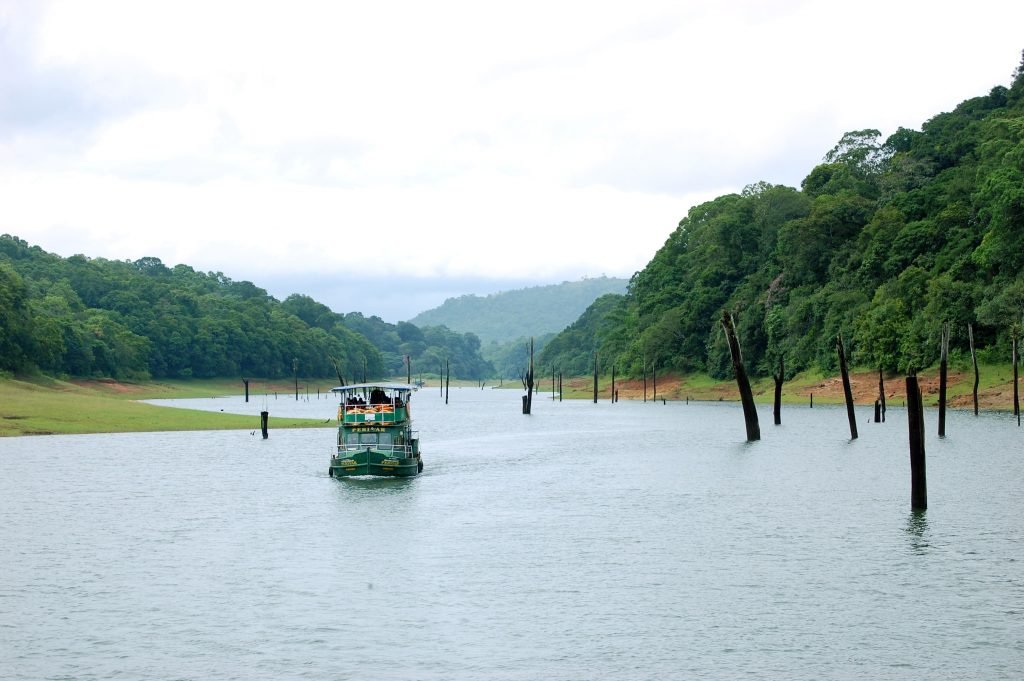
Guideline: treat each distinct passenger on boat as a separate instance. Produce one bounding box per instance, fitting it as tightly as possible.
[369,389,387,404]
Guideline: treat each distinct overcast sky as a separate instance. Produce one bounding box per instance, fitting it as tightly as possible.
[2,1,1023,321]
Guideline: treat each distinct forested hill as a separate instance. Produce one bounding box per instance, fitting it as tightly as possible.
[408,276,628,343]
[0,237,493,381]
[541,53,1024,379]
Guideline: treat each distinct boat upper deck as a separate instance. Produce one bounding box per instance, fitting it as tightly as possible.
[331,383,415,426]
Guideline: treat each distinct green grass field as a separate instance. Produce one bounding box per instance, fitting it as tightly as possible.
[0,376,329,437]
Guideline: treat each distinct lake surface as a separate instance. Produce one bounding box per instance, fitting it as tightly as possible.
[2,388,1022,680]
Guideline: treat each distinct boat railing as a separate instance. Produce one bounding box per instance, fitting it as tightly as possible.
[338,403,408,423]
[337,442,415,457]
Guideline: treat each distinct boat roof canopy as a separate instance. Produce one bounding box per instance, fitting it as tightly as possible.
[330,383,417,393]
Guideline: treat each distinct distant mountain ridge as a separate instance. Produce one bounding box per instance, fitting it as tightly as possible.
[408,276,628,343]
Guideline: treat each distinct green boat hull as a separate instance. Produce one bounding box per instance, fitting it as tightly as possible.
[329,384,423,479]
[329,450,422,478]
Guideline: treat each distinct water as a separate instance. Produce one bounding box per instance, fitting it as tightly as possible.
[2,388,1022,680]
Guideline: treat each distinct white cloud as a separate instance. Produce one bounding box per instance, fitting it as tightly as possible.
[3,0,1024,318]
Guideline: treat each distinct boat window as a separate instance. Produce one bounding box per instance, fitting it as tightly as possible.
[346,432,378,446]
[344,431,396,446]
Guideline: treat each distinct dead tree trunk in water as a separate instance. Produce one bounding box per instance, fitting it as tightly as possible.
[652,361,658,403]
[593,352,598,404]
[1014,329,1020,425]
[837,334,858,440]
[906,373,927,510]
[243,378,250,403]
[968,323,979,416]
[772,357,784,425]
[938,322,949,437]
[611,365,616,403]
[642,356,648,403]
[878,368,886,422]
[445,359,450,405]
[721,311,760,441]
[522,338,535,415]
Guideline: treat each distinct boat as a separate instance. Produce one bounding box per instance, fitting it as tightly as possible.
[328,383,423,477]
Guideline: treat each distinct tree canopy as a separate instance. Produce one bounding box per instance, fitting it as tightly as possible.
[0,238,493,381]
[541,57,1024,379]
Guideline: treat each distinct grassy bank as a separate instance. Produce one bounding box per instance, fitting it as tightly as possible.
[555,363,1020,411]
[3,365,1019,437]
[0,376,331,437]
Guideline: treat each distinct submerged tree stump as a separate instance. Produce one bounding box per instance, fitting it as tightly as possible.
[773,357,784,425]
[906,374,927,510]
[721,311,760,442]
[837,334,858,440]
[938,322,949,437]
[968,323,979,417]
[1014,331,1020,423]
[878,368,886,422]
[260,410,269,439]
[522,338,535,415]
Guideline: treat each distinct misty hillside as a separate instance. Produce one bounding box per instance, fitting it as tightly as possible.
[408,276,628,343]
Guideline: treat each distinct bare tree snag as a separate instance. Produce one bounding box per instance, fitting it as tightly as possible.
[968,323,979,417]
[611,365,616,403]
[878,367,886,422]
[773,357,784,425]
[652,360,658,403]
[593,352,598,404]
[721,311,760,442]
[1011,329,1019,426]
[521,338,535,414]
[1014,327,1020,422]
[837,334,858,440]
[642,355,648,403]
[938,322,949,437]
[330,357,346,388]
[906,373,927,510]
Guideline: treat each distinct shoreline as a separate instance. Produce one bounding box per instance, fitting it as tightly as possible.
[2,366,1019,437]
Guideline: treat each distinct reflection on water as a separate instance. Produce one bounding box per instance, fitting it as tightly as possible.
[2,390,1023,680]
[905,509,930,553]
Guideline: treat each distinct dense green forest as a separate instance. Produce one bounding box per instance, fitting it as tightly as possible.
[541,54,1024,379]
[409,276,627,380]
[409,276,627,343]
[0,238,493,381]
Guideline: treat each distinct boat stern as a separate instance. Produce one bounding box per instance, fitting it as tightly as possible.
[329,450,422,477]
